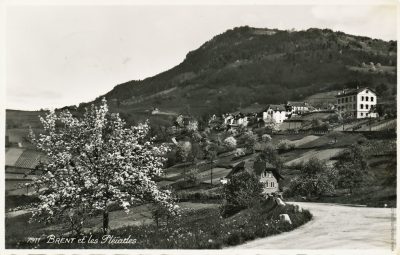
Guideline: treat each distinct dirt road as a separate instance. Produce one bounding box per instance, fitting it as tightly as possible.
[233,202,396,250]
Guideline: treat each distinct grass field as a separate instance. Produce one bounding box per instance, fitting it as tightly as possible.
[7,203,312,249]
[5,201,220,248]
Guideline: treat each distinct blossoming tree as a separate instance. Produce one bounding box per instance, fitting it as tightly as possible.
[29,98,177,234]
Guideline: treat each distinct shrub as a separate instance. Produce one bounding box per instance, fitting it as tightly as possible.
[186,168,200,185]
[223,136,237,150]
[240,131,258,154]
[277,139,295,152]
[261,144,283,169]
[357,136,368,145]
[261,134,272,142]
[285,157,338,198]
[234,148,246,158]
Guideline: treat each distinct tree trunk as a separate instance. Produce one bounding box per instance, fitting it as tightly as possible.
[103,209,109,234]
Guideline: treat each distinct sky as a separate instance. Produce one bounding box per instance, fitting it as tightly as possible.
[5,3,397,110]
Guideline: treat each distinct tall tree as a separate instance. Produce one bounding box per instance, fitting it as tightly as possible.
[29,98,177,234]
[334,144,368,194]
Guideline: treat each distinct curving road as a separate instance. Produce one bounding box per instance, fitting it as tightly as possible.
[232,202,396,250]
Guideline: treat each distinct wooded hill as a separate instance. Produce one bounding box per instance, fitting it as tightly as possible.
[9,27,398,127]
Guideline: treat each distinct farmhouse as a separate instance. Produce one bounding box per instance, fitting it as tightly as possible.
[227,158,283,194]
[336,87,378,119]
[262,104,288,124]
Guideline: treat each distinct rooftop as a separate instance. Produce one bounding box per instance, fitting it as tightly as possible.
[336,87,376,97]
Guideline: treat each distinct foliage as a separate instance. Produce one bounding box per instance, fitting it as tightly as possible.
[28,98,177,234]
[186,168,200,186]
[176,141,192,163]
[240,131,258,154]
[223,136,237,150]
[234,148,246,158]
[11,204,312,249]
[221,171,264,217]
[261,144,283,170]
[151,195,180,228]
[277,139,295,152]
[334,144,369,193]
[286,157,337,198]
[261,134,272,142]
[311,119,329,131]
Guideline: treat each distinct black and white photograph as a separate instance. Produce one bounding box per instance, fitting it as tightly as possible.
[1,0,398,254]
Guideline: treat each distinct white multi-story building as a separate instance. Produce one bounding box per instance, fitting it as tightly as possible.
[336,87,378,119]
[262,104,288,124]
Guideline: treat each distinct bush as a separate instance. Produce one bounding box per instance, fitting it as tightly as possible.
[285,157,338,198]
[223,136,237,150]
[261,144,283,169]
[261,134,272,142]
[186,168,200,185]
[240,131,258,154]
[277,139,295,152]
[233,148,246,158]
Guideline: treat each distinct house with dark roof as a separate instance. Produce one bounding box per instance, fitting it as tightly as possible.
[335,87,378,119]
[227,158,283,194]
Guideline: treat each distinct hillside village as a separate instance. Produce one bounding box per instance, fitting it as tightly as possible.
[6,87,396,198]
[4,26,397,249]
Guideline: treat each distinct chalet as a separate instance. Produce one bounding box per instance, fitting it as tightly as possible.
[262,104,288,124]
[227,158,283,194]
[336,87,378,119]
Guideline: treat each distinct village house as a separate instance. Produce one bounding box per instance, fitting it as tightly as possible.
[336,87,378,119]
[227,158,283,194]
[223,112,249,127]
[262,104,288,124]
[286,101,310,115]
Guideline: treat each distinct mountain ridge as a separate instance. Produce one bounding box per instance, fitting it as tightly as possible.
[8,26,398,127]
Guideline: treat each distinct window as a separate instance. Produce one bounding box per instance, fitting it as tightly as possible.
[341,98,344,103]
[345,98,348,103]
[353,104,356,109]
[360,104,363,109]
[265,182,268,187]
[366,104,369,109]
[353,96,356,101]
[361,96,364,101]
[337,99,340,104]
[366,97,369,101]
[371,97,374,102]
[366,90,369,93]
[361,113,364,116]
[271,182,274,187]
